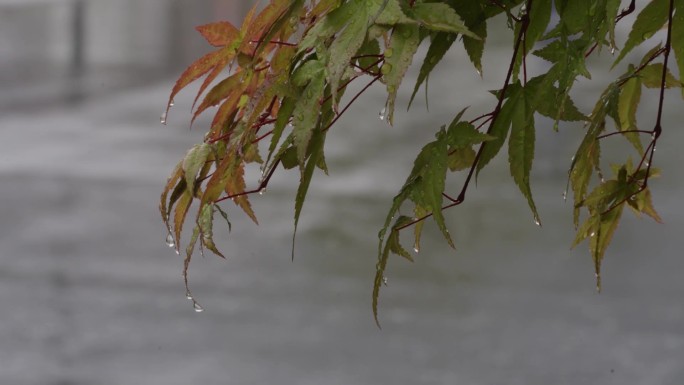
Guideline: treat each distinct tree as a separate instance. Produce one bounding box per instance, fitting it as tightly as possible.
[159,0,683,323]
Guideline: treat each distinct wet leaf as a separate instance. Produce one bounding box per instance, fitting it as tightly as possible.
[198,203,225,258]
[639,63,682,89]
[193,71,244,123]
[292,61,325,164]
[373,215,414,327]
[173,191,193,252]
[182,143,212,194]
[673,0,684,98]
[408,3,478,38]
[196,21,239,47]
[383,23,421,125]
[326,3,369,107]
[617,74,644,153]
[409,32,457,109]
[167,48,231,114]
[293,127,326,258]
[613,0,669,68]
[477,84,522,175]
[508,91,540,224]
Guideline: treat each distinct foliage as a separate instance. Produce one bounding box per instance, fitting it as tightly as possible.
[160,0,683,323]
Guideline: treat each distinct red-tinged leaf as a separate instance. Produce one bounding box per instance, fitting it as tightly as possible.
[201,151,236,206]
[225,162,258,224]
[239,1,289,56]
[209,91,242,138]
[160,161,183,227]
[196,21,240,47]
[167,49,227,114]
[191,57,232,112]
[173,191,193,253]
[193,71,244,124]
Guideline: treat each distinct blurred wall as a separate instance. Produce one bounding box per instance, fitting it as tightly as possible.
[0,0,251,75]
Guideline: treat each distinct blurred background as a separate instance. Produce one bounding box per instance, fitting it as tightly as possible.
[1,1,682,384]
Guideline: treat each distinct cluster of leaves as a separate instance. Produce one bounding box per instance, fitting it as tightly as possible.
[160,0,684,322]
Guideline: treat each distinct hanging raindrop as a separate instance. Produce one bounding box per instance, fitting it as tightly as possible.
[165,233,175,248]
[533,217,541,226]
[610,46,616,55]
[562,190,568,201]
[160,112,167,125]
[193,302,205,313]
[169,99,175,107]
[259,188,266,196]
[413,245,420,253]
[185,290,193,300]
[382,276,388,286]
[378,107,386,121]
[590,231,596,237]
[175,249,180,255]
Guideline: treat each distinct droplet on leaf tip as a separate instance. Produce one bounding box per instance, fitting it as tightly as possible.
[562,190,568,201]
[160,112,167,125]
[382,276,388,286]
[378,107,386,121]
[413,246,420,253]
[175,249,180,255]
[590,231,596,237]
[169,99,175,107]
[533,218,541,226]
[193,302,204,313]
[259,189,265,196]
[166,233,175,248]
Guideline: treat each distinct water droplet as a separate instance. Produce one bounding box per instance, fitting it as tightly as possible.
[185,290,193,300]
[610,46,615,55]
[562,190,568,201]
[629,195,636,201]
[590,231,596,237]
[160,112,167,125]
[476,69,482,77]
[193,302,204,313]
[259,188,266,196]
[652,146,656,152]
[413,246,420,253]
[175,249,180,255]
[384,48,393,58]
[382,276,388,286]
[165,233,175,248]
[378,107,386,121]
[533,217,541,226]
[169,99,175,107]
